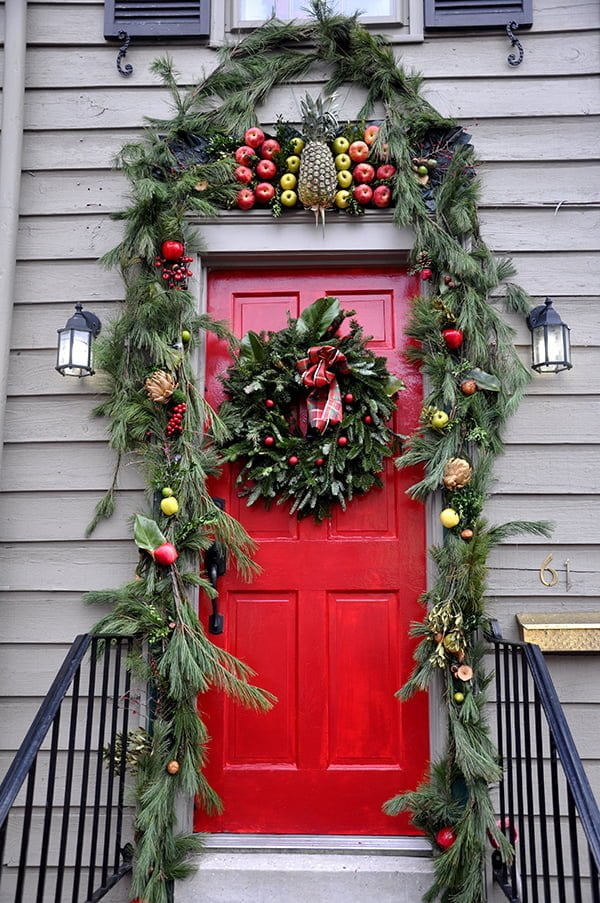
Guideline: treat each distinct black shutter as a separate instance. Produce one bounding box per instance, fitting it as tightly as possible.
[104,1,210,39]
[425,0,533,29]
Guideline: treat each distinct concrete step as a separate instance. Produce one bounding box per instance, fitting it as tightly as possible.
[176,835,434,903]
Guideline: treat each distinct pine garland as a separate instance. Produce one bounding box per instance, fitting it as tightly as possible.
[87,3,550,901]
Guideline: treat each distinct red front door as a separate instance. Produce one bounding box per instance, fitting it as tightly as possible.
[197,266,428,835]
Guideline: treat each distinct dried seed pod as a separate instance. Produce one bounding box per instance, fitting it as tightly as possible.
[145,370,178,404]
[166,760,180,775]
[442,457,472,490]
[460,528,474,541]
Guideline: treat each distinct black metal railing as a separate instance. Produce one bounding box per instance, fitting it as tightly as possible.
[489,627,600,903]
[0,634,134,902]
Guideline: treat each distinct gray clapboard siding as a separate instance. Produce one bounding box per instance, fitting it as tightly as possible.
[479,208,599,252]
[18,161,600,217]
[23,0,600,44]
[493,447,600,493]
[15,208,598,260]
[10,302,122,348]
[20,117,600,171]
[0,444,142,490]
[14,259,126,302]
[5,491,598,545]
[495,252,599,295]
[0,490,145,542]
[0,592,127,641]
[21,31,600,88]
[501,299,600,346]
[8,350,112,394]
[1,541,135,591]
[503,397,600,443]
[8,343,600,397]
[20,78,600,132]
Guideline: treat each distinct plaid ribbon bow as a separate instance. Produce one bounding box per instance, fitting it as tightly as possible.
[297,345,350,432]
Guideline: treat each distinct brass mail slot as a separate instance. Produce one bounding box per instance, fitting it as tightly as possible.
[517,612,600,652]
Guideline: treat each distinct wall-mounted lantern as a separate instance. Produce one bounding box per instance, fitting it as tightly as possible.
[56,303,102,377]
[526,298,572,374]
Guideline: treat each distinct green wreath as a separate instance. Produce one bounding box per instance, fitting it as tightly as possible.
[218,296,405,521]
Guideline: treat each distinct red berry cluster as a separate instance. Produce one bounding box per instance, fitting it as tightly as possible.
[154,255,194,289]
[166,403,187,438]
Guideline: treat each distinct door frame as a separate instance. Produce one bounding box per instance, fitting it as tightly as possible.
[177,211,445,836]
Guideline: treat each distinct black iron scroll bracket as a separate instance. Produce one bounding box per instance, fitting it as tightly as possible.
[116,31,133,77]
[506,21,524,67]
[206,498,227,635]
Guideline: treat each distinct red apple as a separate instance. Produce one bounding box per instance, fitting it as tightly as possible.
[353,163,375,183]
[236,188,255,210]
[234,145,256,166]
[260,139,281,160]
[373,185,392,208]
[435,828,456,850]
[161,240,184,260]
[353,184,373,206]
[363,124,380,145]
[255,158,277,180]
[442,328,464,350]
[153,542,178,566]
[244,126,265,148]
[234,165,253,184]
[255,182,276,203]
[348,140,370,162]
[376,164,396,180]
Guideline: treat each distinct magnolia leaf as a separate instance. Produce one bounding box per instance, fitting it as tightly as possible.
[386,376,406,396]
[240,331,266,363]
[464,367,501,392]
[296,296,340,337]
[133,514,165,551]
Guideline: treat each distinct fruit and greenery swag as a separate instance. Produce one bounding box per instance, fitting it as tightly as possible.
[218,296,404,521]
[85,3,550,903]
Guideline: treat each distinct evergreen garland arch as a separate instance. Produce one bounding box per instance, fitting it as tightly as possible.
[88,4,550,901]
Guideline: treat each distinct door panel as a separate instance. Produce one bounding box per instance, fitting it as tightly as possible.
[197,266,428,835]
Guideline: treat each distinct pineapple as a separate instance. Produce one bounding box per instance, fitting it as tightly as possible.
[297,94,338,226]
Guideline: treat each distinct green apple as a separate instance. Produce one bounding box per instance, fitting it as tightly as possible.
[332,136,350,154]
[181,330,191,343]
[161,486,174,498]
[431,410,449,429]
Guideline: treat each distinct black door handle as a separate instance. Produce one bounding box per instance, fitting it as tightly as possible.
[206,498,226,634]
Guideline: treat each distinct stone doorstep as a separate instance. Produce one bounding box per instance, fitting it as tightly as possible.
[176,836,434,903]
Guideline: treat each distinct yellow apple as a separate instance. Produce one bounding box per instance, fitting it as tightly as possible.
[335,153,352,171]
[290,137,305,154]
[280,189,298,207]
[160,497,179,516]
[335,190,350,208]
[439,508,460,529]
[286,155,301,173]
[337,170,353,189]
[280,172,297,190]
